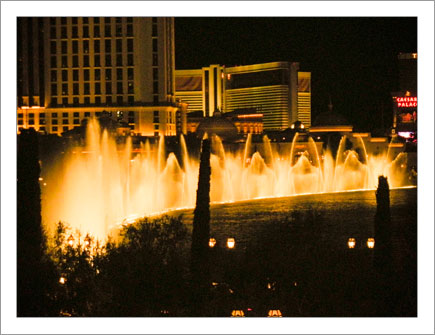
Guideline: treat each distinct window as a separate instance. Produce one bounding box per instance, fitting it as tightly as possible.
[105,55,111,66]
[73,83,79,95]
[116,24,122,37]
[106,96,112,104]
[73,97,79,105]
[62,56,68,68]
[72,40,78,53]
[153,68,158,80]
[85,112,91,117]
[73,119,80,125]
[94,54,100,67]
[39,113,45,118]
[95,69,101,80]
[83,17,89,24]
[62,112,68,117]
[72,17,78,24]
[50,41,57,54]
[127,54,133,66]
[83,40,89,53]
[116,54,122,66]
[73,69,79,81]
[153,81,158,94]
[51,70,57,82]
[51,84,57,95]
[62,70,68,82]
[62,97,68,105]
[39,119,46,125]
[117,96,123,104]
[73,55,78,67]
[127,39,133,52]
[18,120,24,125]
[153,95,158,103]
[52,119,58,125]
[52,126,58,132]
[152,24,157,37]
[51,56,57,68]
[29,119,34,125]
[152,17,158,24]
[94,40,100,53]
[104,17,111,24]
[116,39,122,52]
[50,17,56,25]
[29,113,34,118]
[115,17,122,23]
[154,124,159,130]
[63,126,69,132]
[152,54,158,66]
[128,68,134,80]
[128,82,134,94]
[105,82,112,94]
[83,55,89,67]
[84,83,90,94]
[105,68,111,80]
[117,82,123,94]
[95,96,101,105]
[127,24,133,36]
[117,68,123,81]
[95,83,101,94]
[61,17,67,25]
[50,27,56,39]
[52,112,58,118]
[94,25,100,37]
[105,25,111,37]
[105,40,111,53]
[62,83,68,95]
[152,39,158,52]
[61,41,67,54]
[61,27,67,38]
[72,26,78,38]
[84,69,90,81]
[94,17,100,24]
[128,95,134,104]
[84,97,90,104]
[153,110,159,123]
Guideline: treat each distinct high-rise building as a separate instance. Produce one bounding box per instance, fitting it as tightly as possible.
[17,17,183,137]
[175,61,311,131]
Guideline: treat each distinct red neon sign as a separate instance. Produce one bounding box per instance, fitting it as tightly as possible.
[396,97,417,108]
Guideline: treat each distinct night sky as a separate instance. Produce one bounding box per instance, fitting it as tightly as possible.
[175,17,417,132]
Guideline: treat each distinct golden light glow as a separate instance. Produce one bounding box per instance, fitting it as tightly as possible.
[367,238,375,249]
[38,177,43,181]
[268,309,282,317]
[388,143,404,148]
[231,310,245,317]
[67,235,74,247]
[300,124,305,129]
[352,133,369,138]
[370,138,387,143]
[59,276,66,284]
[226,238,235,249]
[237,114,263,119]
[209,238,216,248]
[348,238,356,249]
[309,126,353,133]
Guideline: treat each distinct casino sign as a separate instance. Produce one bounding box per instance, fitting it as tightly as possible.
[396,96,417,108]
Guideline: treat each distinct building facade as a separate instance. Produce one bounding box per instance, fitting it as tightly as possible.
[17,17,184,137]
[175,61,311,131]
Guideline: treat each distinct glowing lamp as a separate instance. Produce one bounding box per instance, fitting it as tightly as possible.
[231,310,245,317]
[84,236,91,248]
[367,238,375,249]
[209,238,216,248]
[67,235,74,247]
[268,309,282,317]
[38,177,43,181]
[300,124,305,129]
[347,238,356,249]
[226,238,235,249]
[59,276,66,284]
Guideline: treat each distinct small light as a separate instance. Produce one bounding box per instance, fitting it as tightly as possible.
[300,124,305,129]
[348,238,356,249]
[59,276,66,284]
[231,310,245,317]
[291,124,295,129]
[294,282,297,287]
[209,238,216,248]
[43,183,47,186]
[367,238,375,249]
[38,177,43,181]
[67,235,74,247]
[268,309,282,317]
[226,238,235,249]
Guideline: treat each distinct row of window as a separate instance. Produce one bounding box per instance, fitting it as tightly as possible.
[52,68,134,82]
[51,17,134,25]
[51,95,135,105]
[19,111,135,119]
[51,54,133,68]
[52,82,134,95]
[51,39,134,55]
[51,24,133,39]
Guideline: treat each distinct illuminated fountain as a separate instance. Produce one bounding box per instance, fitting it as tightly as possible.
[42,119,412,240]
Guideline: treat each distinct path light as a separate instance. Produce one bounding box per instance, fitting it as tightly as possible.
[367,238,375,249]
[268,309,282,317]
[67,235,74,247]
[59,276,66,284]
[347,238,356,249]
[226,238,235,249]
[208,238,216,248]
[231,310,245,317]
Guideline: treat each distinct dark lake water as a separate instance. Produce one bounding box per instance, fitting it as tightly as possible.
[172,187,417,250]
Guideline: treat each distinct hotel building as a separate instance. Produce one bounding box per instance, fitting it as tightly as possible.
[175,62,311,131]
[17,17,184,137]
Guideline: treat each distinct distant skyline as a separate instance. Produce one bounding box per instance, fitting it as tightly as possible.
[175,17,417,132]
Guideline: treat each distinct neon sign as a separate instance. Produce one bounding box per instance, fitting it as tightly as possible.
[396,97,417,108]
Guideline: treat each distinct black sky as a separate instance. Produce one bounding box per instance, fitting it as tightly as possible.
[174,17,417,132]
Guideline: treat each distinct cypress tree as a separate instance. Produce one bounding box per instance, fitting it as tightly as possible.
[17,129,45,316]
[190,138,211,315]
[374,175,392,271]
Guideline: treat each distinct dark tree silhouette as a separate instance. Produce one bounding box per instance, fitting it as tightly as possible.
[190,138,211,315]
[374,175,392,271]
[17,129,46,316]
